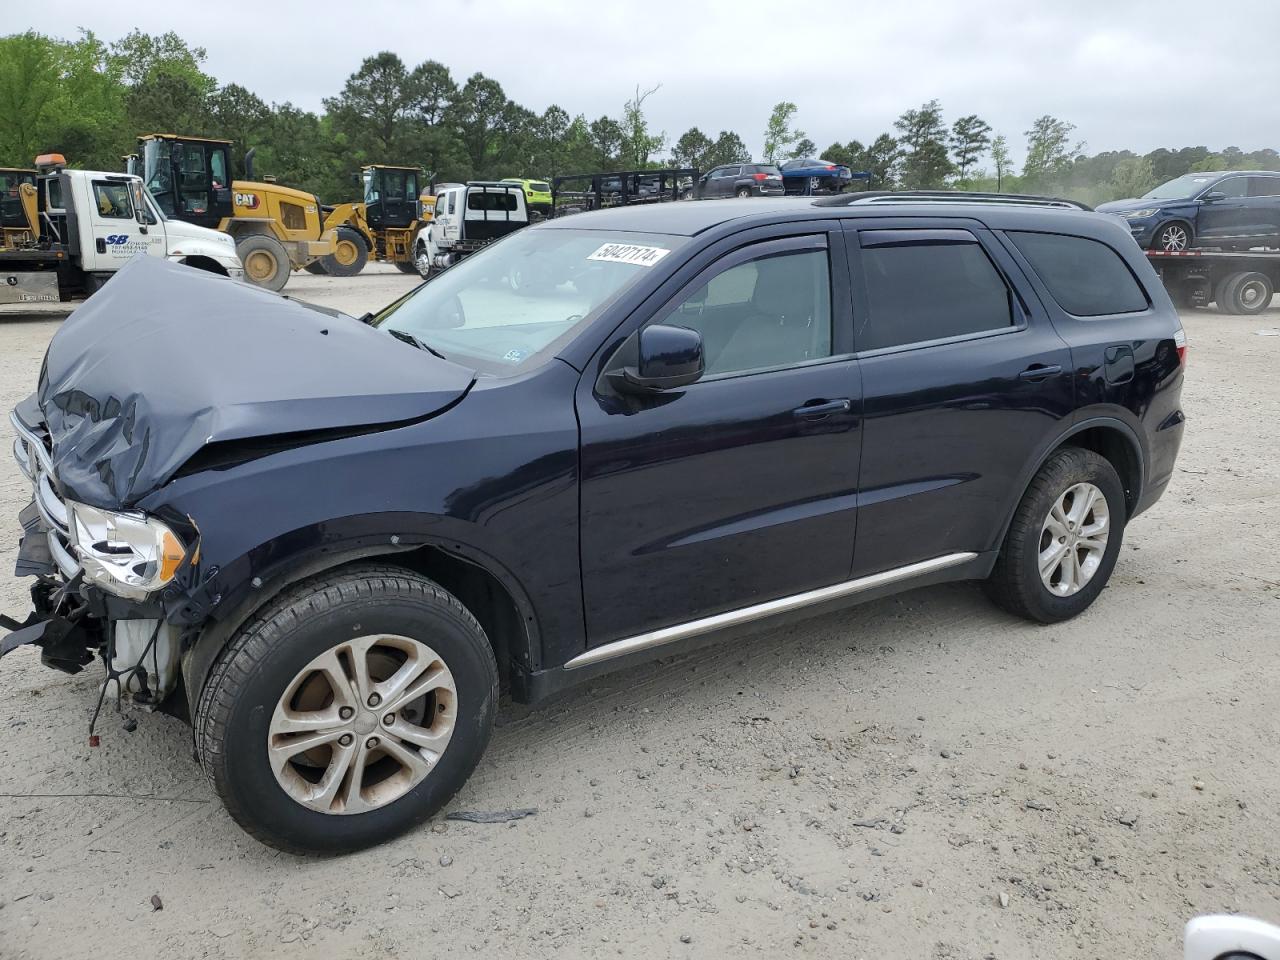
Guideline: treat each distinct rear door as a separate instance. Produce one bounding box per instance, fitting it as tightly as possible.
[842,219,1074,576]
[1246,175,1280,243]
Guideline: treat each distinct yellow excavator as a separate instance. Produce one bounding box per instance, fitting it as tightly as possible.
[131,134,369,291]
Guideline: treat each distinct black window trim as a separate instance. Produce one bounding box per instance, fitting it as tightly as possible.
[998,227,1153,320]
[846,224,1029,358]
[639,231,850,385]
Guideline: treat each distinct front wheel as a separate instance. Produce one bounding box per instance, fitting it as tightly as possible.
[319,227,369,277]
[236,235,291,292]
[1151,221,1192,252]
[195,565,498,854]
[984,448,1125,623]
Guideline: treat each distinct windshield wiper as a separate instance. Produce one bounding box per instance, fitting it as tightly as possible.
[386,328,448,360]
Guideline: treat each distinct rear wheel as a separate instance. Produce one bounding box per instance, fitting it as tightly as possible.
[195,565,498,854]
[984,448,1125,623]
[236,235,291,292]
[735,186,752,198]
[303,261,328,275]
[320,227,369,278]
[1215,270,1274,315]
[394,260,419,275]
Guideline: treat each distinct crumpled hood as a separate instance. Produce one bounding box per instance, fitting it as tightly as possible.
[36,256,475,508]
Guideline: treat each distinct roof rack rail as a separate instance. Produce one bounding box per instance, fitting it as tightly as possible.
[814,190,1093,212]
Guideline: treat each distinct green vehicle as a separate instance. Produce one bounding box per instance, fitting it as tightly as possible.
[501,177,552,216]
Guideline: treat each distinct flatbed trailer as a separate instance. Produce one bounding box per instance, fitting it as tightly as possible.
[1147,248,1280,314]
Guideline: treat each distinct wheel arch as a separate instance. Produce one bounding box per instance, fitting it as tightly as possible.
[179,255,229,276]
[992,417,1146,552]
[180,530,541,717]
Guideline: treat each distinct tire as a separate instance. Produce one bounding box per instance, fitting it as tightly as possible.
[319,226,369,278]
[1151,221,1193,252]
[735,186,752,198]
[195,564,498,854]
[393,260,419,275]
[1215,270,1273,315]
[235,235,291,292]
[984,448,1126,624]
[303,261,328,275]
[414,242,433,280]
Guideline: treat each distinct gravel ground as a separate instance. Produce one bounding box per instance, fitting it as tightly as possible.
[0,268,1277,960]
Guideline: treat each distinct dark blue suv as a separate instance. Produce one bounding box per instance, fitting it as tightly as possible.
[1098,170,1280,251]
[5,196,1186,852]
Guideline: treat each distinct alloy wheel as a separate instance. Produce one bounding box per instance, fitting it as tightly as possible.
[267,634,457,815]
[1159,224,1189,252]
[1038,482,1110,597]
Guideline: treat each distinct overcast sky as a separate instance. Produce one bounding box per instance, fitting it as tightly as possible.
[23,0,1280,165]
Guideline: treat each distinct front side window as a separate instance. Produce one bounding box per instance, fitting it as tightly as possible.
[856,231,1014,351]
[1214,177,1248,199]
[374,228,686,371]
[1007,231,1148,317]
[93,182,133,219]
[657,247,832,377]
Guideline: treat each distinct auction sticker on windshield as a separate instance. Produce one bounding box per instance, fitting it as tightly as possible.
[587,243,671,267]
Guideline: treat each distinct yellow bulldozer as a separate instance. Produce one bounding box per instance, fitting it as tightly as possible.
[310,164,432,276]
[131,134,371,291]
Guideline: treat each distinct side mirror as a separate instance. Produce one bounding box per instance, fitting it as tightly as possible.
[607,324,704,395]
[1202,191,1226,203]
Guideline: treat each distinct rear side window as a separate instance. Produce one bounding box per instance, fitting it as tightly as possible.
[1249,176,1280,198]
[1007,231,1148,317]
[856,230,1014,351]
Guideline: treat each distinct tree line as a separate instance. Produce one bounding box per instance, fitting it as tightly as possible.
[3,29,1278,208]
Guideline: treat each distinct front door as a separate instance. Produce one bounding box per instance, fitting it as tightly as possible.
[1197,176,1250,242]
[577,230,863,645]
[81,177,165,272]
[842,220,1075,577]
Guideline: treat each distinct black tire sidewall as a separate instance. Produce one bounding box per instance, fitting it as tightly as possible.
[210,580,496,854]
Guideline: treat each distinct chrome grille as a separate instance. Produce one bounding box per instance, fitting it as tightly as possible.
[10,410,79,578]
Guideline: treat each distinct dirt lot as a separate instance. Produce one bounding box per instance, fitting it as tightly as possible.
[1,268,1277,960]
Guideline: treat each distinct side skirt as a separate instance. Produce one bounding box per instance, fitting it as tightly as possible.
[513,550,994,704]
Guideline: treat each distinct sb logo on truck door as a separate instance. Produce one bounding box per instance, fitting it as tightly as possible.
[234,192,260,210]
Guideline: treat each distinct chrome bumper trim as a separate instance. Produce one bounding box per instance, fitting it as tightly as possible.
[564,552,978,670]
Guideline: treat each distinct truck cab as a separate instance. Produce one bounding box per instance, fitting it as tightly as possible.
[414,181,528,278]
[1,157,242,303]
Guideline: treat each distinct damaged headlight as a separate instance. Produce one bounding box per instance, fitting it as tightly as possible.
[67,501,185,600]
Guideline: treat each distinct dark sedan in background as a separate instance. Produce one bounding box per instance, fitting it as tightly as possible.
[1097,170,1280,251]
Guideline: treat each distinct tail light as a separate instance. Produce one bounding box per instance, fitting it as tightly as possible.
[752,173,768,181]
[1174,328,1187,368]
[825,165,836,171]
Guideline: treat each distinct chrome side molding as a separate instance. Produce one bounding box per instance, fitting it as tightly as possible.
[565,551,978,670]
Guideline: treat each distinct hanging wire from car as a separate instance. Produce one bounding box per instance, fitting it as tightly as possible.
[87,618,161,746]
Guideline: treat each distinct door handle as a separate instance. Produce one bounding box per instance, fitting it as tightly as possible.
[1018,363,1062,381]
[793,398,851,420]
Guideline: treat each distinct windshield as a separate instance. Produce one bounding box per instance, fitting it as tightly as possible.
[1143,174,1219,200]
[373,228,685,371]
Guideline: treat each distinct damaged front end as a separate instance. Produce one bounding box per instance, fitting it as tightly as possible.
[4,405,197,715]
